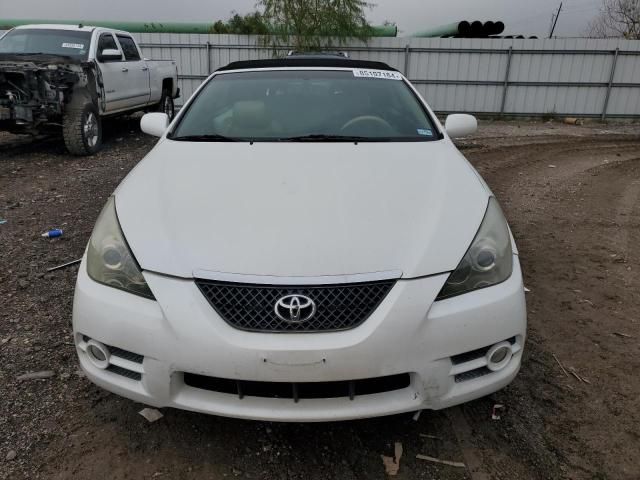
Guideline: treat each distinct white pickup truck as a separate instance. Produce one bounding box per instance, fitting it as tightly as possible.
[0,24,179,155]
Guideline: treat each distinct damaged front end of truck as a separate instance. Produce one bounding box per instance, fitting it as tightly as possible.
[0,54,102,138]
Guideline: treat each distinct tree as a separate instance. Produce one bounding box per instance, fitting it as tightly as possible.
[587,0,640,39]
[210,11,270,35]
[258,0,374,51]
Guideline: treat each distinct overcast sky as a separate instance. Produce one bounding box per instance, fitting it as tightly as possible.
[1,0,603,37]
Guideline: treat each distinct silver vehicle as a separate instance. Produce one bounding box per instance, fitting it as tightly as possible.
[0,24,179,155]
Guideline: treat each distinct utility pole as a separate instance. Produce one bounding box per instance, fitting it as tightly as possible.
[549,2,563,38]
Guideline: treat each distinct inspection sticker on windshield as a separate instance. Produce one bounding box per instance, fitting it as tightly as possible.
[62,43,85,49]
[352,69,403,80]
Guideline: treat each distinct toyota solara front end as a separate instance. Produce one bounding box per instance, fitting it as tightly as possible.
[72,56,526,422]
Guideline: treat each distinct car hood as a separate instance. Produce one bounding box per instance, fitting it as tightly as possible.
[115,139,489,279]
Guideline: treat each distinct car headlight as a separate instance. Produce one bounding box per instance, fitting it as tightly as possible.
[436,197,513,300]
[86,197,155,299]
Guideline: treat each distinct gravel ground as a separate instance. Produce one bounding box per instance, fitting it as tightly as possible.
[1,118,639,480]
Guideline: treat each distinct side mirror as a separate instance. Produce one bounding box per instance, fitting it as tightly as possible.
[141,113,169,137]
[98,48,122,62]
[445,114,477,138]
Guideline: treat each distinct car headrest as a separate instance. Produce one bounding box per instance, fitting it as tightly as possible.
[231,100,269,130]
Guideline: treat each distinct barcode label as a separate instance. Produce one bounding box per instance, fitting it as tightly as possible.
[352,69,403,80]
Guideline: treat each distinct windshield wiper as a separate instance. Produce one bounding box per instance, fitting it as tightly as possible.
[169,133,372,142]
[277,134,371,142]
[9,52,49,56]
[0,52,74,59]
[168,134,239,142]
[0,52,41,56]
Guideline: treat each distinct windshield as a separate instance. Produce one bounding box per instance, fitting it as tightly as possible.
[170,69,438,142]
[0,29,91,59]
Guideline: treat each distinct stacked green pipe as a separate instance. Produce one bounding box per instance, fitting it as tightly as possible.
[0,19,398,37]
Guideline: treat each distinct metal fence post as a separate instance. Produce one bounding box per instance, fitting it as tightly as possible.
[403,44,410,76]
[206,41,212,75]
[601,48,619,121]
[499,47,513,115]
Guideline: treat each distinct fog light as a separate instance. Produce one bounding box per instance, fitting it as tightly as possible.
[486,342,512,372]
[86,339,110,369]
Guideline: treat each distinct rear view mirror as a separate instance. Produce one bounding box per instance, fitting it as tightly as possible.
[445,114,477,138]
[141,113,169,137]
[98,48,122,62]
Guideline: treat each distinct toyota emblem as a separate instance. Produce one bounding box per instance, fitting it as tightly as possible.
[274,294,316,323]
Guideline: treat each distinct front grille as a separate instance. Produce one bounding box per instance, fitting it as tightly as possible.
[183,372,411,401]
[195,279,396,332]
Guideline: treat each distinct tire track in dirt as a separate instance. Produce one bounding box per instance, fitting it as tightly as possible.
[463,136,640,479]
[469,139,640,181]
[608,169,640,288]
[540,158,640,479]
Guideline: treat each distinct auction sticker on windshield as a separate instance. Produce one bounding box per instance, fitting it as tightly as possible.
[62,43,85,49]
[352,69,403,80]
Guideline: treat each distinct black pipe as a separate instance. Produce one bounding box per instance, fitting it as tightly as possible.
[458,21,472,36]
[470,20,483,36]
[484,21,495,35]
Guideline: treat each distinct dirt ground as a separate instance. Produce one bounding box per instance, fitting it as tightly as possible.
[1,119,639,480]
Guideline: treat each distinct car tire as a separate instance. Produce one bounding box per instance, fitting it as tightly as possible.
[157,89,175,120]
[63,102,102,156]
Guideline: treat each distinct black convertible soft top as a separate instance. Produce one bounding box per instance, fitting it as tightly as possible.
[217,57,398,72]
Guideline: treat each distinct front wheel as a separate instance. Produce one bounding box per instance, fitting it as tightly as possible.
[157,89,175,120]
[63,102,102,156]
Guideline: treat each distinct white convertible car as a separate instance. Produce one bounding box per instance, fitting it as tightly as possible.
[72,55,527,422]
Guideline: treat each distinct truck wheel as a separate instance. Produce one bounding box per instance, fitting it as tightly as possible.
[63,103,102,156]
[158,89,175,119]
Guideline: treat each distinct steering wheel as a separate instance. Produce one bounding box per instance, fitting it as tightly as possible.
[340,115,393,134]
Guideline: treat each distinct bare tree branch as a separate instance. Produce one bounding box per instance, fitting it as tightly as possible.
[586,0,640,39]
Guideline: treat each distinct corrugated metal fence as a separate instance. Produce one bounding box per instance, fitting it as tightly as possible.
[3,28,639,118]
[135,35,640,119]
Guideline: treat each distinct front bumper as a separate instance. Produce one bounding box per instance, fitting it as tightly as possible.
[72,257,527,422]
[0,102,61,132]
